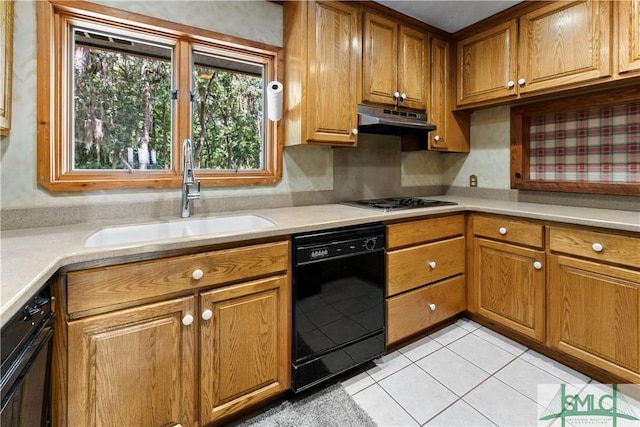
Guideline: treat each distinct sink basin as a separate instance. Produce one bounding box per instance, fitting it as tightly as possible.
[84,215,275,248]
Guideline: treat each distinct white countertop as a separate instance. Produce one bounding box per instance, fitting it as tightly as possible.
[2,196,639,327]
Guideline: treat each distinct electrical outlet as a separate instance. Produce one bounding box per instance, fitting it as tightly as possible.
[469,174,478,187]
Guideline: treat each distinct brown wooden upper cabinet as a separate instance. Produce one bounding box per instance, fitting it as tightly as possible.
[457,0,613,107]
[618,0,640,75]
[457,20,518,106]
[284,1,361,146]
[363,12,429,110]
[430,36,470,152]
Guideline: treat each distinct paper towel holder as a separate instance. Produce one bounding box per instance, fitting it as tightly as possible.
[267,80,283,122]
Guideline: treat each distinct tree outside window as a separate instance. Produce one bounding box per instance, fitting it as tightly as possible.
[37,0,282,192]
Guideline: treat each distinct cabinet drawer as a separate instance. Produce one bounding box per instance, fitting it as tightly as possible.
[387,275,465,345]
[550,227,640,268]
[473,215,543,249]
[387,236,464,296]
[387,215,464,249]
[67,240,289,316]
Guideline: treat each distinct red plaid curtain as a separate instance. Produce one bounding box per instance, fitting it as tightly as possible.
[529,103,639,183]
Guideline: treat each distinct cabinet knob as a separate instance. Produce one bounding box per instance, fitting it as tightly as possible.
[352,128,358,135]
[592,242,604,252]
[428,261,437,269]
[393,91,400,99]
[192,269,204,280]
[507,80,515,89]
[498,227,507,235]
[433,135,440,142]
[533,261,543,270]
[400,92,407,100]
[518,78,526,86]
[182,314,194,326]
[202,309,213,321]
[429,303,436,311]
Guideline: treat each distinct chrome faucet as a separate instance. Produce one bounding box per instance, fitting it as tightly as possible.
[181,138,201,218]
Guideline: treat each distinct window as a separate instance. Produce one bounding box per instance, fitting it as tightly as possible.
[37,1,282,191]
[511,86,640,196]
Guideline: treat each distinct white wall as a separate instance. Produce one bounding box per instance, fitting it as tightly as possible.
[443,106,512,190]
[1,0,335,210]
[1,0,502,211]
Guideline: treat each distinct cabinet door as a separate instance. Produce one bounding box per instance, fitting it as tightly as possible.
[518,0,611,94]
[363,12,398,106]
[618,0,640,75]
[430,36,469,152]
[398,25,428,110]
[67,297,197,427]
[471,238,545,342]
[306,1,360,145]
[0,0,13,135]
[457,19,518,106]
[548,255,640,383]
[200,276,289,425]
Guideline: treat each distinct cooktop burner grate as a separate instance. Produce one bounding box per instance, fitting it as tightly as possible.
[345,197,457,211]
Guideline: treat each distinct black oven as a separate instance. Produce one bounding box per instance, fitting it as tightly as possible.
[291,223,386,392]
[1,285,54,427]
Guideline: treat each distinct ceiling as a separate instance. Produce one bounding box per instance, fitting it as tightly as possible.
[374,1,522,33]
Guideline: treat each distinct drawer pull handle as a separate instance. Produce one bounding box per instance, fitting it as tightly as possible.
[202,309,213,321]
[533,261,543,270]
[429,303,436,311]
[192,269,204,280]
[498,227,507,235]
[182,314,194,326]
[428,261,437,269]
[592,243,604,252]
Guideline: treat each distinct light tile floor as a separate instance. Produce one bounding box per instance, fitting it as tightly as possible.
[340,318,640,427]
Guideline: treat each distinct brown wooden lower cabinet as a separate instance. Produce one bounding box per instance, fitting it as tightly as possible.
[63,276,290,427]
[387,275,465,344]
[468,215,639,383]
[200,276,289,425]
[385,215,466,346]
[54,240,291,427]
[471,237,546,342]
[548,254,640,383]
[67,297,197,427]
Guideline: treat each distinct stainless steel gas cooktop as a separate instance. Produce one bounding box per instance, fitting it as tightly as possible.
[345,197,458,212]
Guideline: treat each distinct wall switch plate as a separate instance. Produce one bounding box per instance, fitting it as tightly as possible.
[469,174,478,187]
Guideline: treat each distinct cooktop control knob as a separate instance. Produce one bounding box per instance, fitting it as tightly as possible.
[363,238,377,251]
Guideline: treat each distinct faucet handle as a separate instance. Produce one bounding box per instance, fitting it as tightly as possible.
[187,181,201,200]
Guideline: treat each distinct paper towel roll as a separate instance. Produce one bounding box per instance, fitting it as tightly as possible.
[267,81,283,121]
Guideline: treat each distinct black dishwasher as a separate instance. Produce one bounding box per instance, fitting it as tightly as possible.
[292,223,386,392]
[1,284,54,427]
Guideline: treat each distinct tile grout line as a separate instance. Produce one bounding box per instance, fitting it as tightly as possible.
[346,321,599,427]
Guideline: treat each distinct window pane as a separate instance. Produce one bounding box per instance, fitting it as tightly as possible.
[72,28,173,171]
[192,51,265,171]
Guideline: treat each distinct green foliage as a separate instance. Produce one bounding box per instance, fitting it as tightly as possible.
[73,43,172,170]
[193,66,263,171]
[73,37,265,173]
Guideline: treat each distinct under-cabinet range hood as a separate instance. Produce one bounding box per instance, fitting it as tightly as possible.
[357,104,436,151]
[358,104,436,135]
